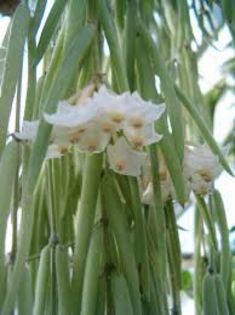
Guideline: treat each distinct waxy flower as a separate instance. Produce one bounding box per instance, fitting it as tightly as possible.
[107,137,147,177]
[184,144,221,195]
[123,91,166,128]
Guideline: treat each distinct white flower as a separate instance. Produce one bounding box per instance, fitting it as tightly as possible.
[123,92,166,129]
[75,124,111,153]
[124,124,162,148]
[14,120,39,141]
[184,144,221,195]
[107,136,147,177]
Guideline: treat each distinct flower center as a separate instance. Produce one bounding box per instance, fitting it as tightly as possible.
[111,112,124,124]
[69,133,80,144]
[130,136,144,148]
[130,117,144,129]
[115,160,126,171]
[87,140,98,152]
[101,122,114,133]
[78,127,86,133]
[198,170,213,182]
[59,146,68,155]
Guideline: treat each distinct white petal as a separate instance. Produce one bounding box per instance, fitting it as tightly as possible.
[15,120,39,141]
[126,103,165,127]
[44,101,97,128]
[107,136,147,177]
[142,182,154,205]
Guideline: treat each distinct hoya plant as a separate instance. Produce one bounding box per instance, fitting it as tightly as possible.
[0,0,234,314]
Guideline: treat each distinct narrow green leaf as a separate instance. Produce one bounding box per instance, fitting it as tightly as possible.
[0,141,18,309]
[56,246,71,315]
[124,0,137,91]
[99,0,129,92]
[102,172,142,315]
[30,0,47,38]
[196,196,218,251]
[148,145,167,276]
[111,273,134,315]
[33,245,50,315]
[139,20,184,162]
[81,226,103,315]
[214,274,229,315]
[71,153,103,313]
[0,3,30,155]
[36,0,67,63]
[115,0,126,30]
[17,266,34,315]
[202,273,219,315]
[212,190,232,292]
[63,0,86,50]
[128,178,150,301]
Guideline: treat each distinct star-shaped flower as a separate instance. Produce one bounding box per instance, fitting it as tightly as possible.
[107,136,147,176]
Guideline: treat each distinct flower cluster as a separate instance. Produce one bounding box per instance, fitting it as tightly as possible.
[16,85,166,176]
[141,144,221,205]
